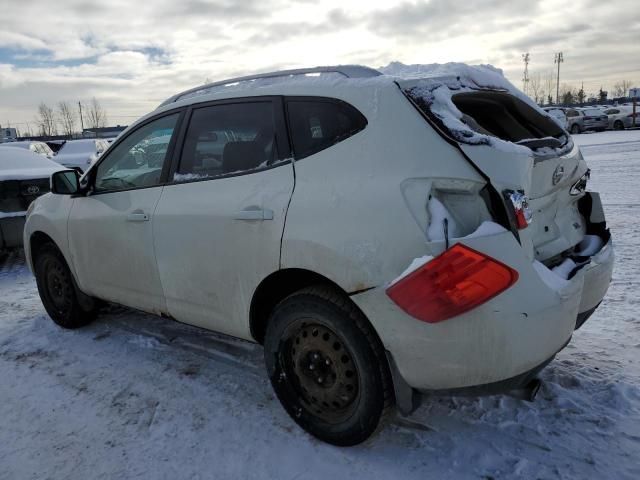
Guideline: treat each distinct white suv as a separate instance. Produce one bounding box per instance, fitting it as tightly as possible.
[24,64,614,446]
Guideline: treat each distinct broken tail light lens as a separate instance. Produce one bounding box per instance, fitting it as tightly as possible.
[386,244,519,323]
[508,191,533,229]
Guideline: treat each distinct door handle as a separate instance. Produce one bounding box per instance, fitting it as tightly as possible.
[126,212,149,222]
[234,208,274,221]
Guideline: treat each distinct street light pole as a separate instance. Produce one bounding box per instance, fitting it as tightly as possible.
[522,53,530,95]
[554,52,564,105]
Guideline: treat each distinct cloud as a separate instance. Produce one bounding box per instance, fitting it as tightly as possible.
[367,0,542,39]
[0,0,638,131]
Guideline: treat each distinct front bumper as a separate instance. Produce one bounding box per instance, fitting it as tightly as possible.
[352,223,614,393]
[0,214,26,249]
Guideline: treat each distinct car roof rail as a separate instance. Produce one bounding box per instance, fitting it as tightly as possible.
[158,65,382,108]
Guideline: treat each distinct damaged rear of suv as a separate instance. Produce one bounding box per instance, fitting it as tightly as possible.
[364,64,614,409]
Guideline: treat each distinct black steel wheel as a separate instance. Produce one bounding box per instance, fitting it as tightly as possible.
[34,243,98,329]
[264,286,393,446]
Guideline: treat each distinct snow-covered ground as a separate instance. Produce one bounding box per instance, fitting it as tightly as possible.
[1,131,639,480]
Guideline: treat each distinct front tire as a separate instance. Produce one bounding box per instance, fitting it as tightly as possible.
[264,286,393,446]
[614,120,624,130]
[571,124,581,134]
[34,243,98,329]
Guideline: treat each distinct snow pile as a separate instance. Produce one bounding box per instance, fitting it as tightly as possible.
[426,196,460,241]
[389,255,434,286]
[552,258,577,280]
[0,210,27,219]
[533,260,570,290]
[173,172,212,182]
[574,234,605,257]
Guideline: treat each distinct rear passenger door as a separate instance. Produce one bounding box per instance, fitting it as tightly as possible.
[153,98,293,338]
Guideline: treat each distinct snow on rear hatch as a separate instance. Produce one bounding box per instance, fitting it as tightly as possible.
[389,63,591,263]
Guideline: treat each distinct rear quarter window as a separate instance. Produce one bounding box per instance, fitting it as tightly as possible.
[286,98,367,159]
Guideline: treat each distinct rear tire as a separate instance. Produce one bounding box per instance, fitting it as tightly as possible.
[614,120,624,130]
[34,243,98,329]
[264,286,393,446]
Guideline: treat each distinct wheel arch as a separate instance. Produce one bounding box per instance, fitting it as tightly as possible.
[249,268,374,345]
[29,231,59,270]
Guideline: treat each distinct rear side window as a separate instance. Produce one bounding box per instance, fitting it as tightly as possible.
[175,101,280,181]
[286,98,367,159]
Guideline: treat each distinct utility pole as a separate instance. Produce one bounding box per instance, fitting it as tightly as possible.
[554,52,563,105]
[522,53,530,95]
[78,101,84,135]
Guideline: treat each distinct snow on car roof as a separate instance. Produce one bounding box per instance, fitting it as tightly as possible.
[0,146,64,181]
[0,141,35,149]
[58,139,99,154]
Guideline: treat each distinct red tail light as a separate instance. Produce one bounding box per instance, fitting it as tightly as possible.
[386,244,519,323]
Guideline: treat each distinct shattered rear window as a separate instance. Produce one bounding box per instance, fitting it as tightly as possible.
[404,79,570,155]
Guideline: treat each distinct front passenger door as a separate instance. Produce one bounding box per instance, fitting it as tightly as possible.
[68,112,181,314]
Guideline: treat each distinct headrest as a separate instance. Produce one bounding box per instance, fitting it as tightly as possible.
[222,141,264,173]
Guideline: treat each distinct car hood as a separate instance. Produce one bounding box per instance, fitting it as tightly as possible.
[0,147,65,181]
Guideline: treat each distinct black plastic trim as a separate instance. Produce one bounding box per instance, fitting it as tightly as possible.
[284,96,368,161]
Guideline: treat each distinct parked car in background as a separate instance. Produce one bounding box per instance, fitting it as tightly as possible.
[0,147,64,249]
[603,106,638,130]
[53,139,110,173]
[565,107,608,134]
[543,107,568,128]
[24,64,613,446]
[1,141,55,159]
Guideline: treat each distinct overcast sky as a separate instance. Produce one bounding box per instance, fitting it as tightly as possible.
[1,0,638,132]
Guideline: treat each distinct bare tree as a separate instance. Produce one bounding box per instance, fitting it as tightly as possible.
[612,80,634,98]
[543,71,555,105]
[57,101,77,137]
[84,97,107,129]
[36,102,57,136]
[529,73,542,104]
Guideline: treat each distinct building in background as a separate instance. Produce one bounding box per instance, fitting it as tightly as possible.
[82,125,127,139]
[0,127,18,143]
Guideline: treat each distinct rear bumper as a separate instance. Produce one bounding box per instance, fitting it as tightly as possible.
[0,214,26,249]
[352,228,614,392]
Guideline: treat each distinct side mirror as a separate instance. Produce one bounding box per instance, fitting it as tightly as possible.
[51,170,80,195]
